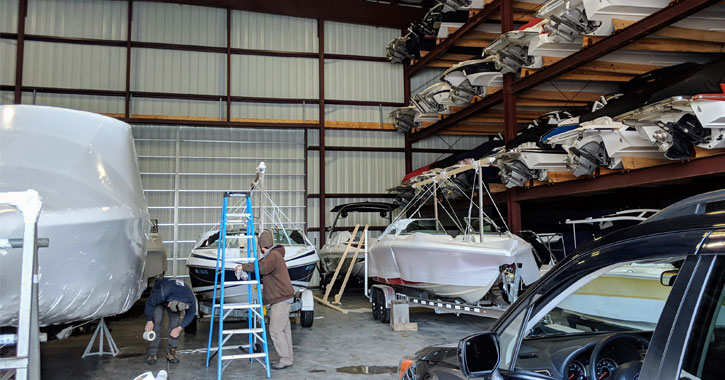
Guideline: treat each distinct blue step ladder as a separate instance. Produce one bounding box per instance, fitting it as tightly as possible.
[205,192,271,379]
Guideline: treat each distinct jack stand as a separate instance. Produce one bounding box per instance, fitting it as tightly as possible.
[82,318,119,358]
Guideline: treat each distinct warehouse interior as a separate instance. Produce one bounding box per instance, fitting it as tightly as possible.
[1,0,725,379]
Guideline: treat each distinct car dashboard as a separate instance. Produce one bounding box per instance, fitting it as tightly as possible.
[515,331,651,380]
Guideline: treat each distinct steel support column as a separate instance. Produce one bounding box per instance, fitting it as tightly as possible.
[13,0,27,104]
[501,0,520,233]
[124,0,132,117]
[403,58,412,173]
[317,19,327,245]
[226,8,231,121]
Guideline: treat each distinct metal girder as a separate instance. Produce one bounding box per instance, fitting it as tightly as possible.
[114,0,430,29]
[513,155,725,202]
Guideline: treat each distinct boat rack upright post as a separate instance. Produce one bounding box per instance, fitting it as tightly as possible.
[0,190,45,380]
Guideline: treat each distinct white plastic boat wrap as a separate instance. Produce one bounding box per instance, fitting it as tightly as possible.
[0,105,149,326]
[368,219,539,303]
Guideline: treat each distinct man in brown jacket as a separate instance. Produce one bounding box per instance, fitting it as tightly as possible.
[235,230,295,370]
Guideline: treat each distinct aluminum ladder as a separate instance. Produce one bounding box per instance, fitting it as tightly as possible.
[205,192,271,379]
[0,190,45,380]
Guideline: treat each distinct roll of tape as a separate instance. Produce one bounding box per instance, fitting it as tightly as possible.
[143,331,156,341]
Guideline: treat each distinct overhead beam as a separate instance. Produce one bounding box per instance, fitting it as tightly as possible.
[119,0,429,29]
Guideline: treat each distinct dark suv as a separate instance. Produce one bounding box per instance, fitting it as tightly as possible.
[400,190,725,380]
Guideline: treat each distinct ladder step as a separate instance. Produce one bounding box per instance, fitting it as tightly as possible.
[221,352,267,361]
[227,213,250,218]
[217,303,262,310]
[222,328,264,335]
[212,280,258,286]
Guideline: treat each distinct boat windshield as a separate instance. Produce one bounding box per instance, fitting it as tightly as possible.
[272,229,306,245]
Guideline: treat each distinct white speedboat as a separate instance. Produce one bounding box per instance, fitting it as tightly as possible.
[186,162,318,303]
[318,202,397,284]
[369,160,544,305]
[441,57,500,98]
[186,228,318,303]
[368,219,540,304]
[412,82,472,116]
[0,105,149,326]
[617,93,725,159]
[544,117,664,176]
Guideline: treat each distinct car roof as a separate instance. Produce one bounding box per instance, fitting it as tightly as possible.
[644,189,725,223]
[566,212,725,261]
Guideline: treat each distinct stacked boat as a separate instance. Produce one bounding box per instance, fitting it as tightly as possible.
[386,0,725,134]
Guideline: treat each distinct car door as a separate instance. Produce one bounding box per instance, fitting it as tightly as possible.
[490,230,708,380]
[646,230,725,380]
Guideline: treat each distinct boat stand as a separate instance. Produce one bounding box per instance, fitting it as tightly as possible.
[82,318,119,358]
[315,224,369,313]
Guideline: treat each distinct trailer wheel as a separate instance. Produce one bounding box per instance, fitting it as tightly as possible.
[379,298,390,324]
[300,310,314,328]
[371,288,381,320]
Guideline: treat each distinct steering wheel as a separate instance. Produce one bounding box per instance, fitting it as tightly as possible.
[589,333,650,380]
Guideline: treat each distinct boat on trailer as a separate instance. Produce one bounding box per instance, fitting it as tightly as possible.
[186,163,318,305]
[0,105,149,326]
[368,160,544,305]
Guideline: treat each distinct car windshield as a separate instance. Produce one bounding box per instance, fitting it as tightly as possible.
[525,260,680,339]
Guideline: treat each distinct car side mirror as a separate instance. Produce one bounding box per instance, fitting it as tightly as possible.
[458,332,501,378]
[660,270,679,287]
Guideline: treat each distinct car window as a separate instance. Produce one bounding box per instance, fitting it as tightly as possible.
[525,260,679,340]
[680,260,725,380]
[499,307,529,370]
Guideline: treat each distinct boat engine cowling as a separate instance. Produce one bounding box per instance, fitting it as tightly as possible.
[502,160,534,188]
[662,114,708,160]
[567,141,608,177]
[544,8,600,42]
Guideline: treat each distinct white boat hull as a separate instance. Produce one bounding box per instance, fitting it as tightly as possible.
[368,231,539,304]
[0,105,149,326]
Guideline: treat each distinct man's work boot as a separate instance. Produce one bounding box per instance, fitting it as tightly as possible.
[146,354,157,365]
[167,348,180,363]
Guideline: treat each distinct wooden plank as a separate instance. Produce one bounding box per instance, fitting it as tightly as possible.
[694,147,725,158]
[517,99,590,107]
[584,35,725,53]
[546,171,579,183]
[613,18,725,43]
[447,28,501,41]
[429,60,458,68]
[489,183,507,193]
[452,39,492,48]
[440,53,479,61]
[333,224,369,305]
[541,56,664,75]
[321,225,360,304]
[325,120,395,130]
[595,167,621,177]
[620,156,671,170]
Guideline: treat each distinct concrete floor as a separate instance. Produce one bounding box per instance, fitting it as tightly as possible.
[40,290,494,380]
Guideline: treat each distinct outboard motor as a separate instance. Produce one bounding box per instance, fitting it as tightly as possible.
[567,141,608,177]
[661,114,708,160]
[543,8,600,42]
[502,160,533,188]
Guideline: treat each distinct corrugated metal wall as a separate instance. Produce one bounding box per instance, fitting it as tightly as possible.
[133,2,225,46]
[23,42,125,90]
[231,103,320,122]
[0,0,18,33]
[133,125,306,277]
[231,10,318,53]
[132,49,226,95]
[26,0,126,39]
[325,60,402,102]
[230,56,319,99]
[324,21,398,57]
[325,104,396,125]
[0,39,15,86]
[20,92,124,114]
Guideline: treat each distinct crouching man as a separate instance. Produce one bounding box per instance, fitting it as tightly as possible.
[235,230,294,370]
[144,278,196,364]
